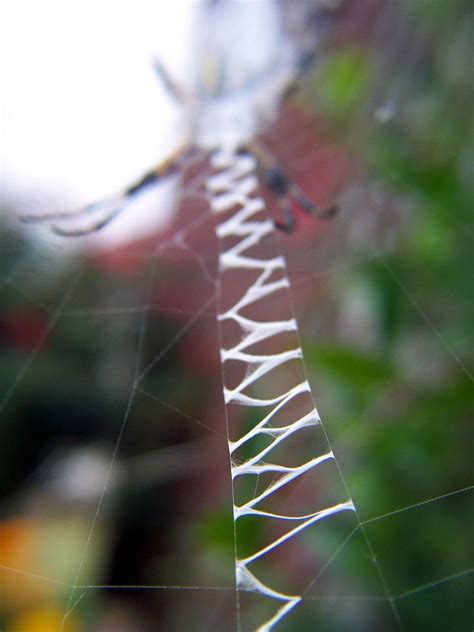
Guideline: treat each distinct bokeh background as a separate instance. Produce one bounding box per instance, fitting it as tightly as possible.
[1,1,473,630]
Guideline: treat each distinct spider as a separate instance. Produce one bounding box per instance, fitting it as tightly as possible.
[20,0,337,237]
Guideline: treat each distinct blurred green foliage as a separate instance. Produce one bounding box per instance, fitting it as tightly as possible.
[305,1,473,629]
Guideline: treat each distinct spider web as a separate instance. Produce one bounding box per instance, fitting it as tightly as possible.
[1,2,473,631]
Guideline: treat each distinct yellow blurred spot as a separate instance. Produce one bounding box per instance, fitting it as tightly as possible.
[202,54,219,95]
[7,603,79,632]
[0,517,48,608]
[0,513,105,612]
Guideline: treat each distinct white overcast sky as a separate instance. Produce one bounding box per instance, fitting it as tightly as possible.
[1,0,198,248]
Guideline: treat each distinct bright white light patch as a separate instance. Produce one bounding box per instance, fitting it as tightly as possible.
[1,0,196,248]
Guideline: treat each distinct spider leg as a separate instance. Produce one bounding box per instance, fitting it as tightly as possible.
[248,140,337,232]
[262,167,297,233]
[244,142,295,231]
[51,202,125,237]
[289,184,338,220]
[274,198,297,234]
[152,59,192,106]
[20,143,194,236]
[19,193,128,225]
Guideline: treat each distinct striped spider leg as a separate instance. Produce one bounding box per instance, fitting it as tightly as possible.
[248,139,338,233]
[19,143,196,237]
[19,56,198,238]
[20,136,335,237]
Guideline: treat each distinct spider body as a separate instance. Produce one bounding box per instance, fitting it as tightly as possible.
[183,0,299,152]
[21,0,337,236]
